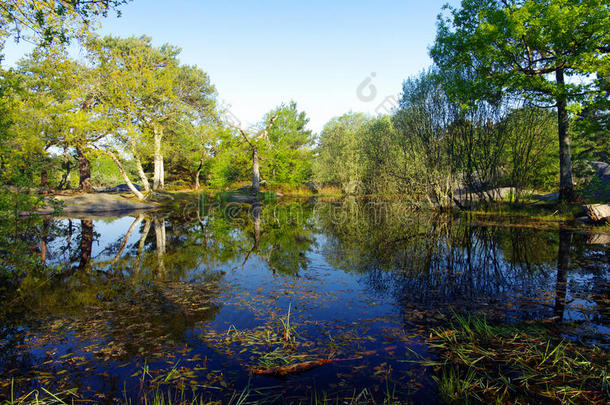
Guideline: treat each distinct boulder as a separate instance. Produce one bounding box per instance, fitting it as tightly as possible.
[94,184,143,193]
[583,204,610,223]
[587,233,610,245]
[303,182,319,193]
[583,161,610,200]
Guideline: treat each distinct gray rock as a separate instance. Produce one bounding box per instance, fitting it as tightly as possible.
[583,161,610,200]
[303,182,319,193]
[94,184,143,193]
[584,204,610,223]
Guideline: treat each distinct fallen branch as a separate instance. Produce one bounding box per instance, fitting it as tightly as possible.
[250,345,397,377]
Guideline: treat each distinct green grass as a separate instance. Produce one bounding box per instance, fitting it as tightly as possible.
[2,381,78,405]
[426,313,610,404]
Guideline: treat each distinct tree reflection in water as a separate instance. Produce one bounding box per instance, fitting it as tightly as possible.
[0,198,607,402]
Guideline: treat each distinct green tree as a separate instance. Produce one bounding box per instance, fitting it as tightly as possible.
[87,36,217,194]
[431,0,610,201]
[0,66,46,187]
[572,75,610,163]
[0,0,128,46]
[16,51,109,192]
[313,112,368,191]
[262,101,314,185]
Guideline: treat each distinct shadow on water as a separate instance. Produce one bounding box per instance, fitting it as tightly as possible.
[0,197,608,403]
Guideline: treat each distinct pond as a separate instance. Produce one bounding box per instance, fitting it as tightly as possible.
[0,197,608,403]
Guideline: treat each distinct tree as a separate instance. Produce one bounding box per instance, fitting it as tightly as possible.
[0,0,128,46]
[431,0,610,201]
[313,113,368,191]
[228,115,277,196]
[16,51,108,192]
[262,101,314,185]
[88,36,217,192]
[572,75,610,163]
[0,66,46,187]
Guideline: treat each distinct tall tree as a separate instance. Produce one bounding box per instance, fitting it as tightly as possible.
[431,0,610,201]
[88,36,217,192]
[314,113,368,190]
[228,116,277,196]
[16,51,107,192]
[262,101,314,185]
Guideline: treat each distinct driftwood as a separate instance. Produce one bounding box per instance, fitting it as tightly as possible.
[583,204,610,223]
[251,358,337,376]
[249,345,397,377]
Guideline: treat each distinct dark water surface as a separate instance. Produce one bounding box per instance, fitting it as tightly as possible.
[1,197,608,403]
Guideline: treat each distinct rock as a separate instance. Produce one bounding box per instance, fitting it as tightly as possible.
[22,194,157,216]
[583,161,610,200]
[587,233,610,245]
[94,184,143,193]
[536,192,560,202]
[303,182,319,193]
[583,204,610,223]
[590,161,610,180]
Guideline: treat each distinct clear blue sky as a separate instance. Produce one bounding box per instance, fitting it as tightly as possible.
[2,0,458,132]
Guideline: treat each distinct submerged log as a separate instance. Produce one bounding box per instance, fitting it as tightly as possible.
[249,346,397,377]
[583,204,610,223]
[251,358,337,377]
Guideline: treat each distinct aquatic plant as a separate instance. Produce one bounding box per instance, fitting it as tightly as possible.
[427,313,610,404]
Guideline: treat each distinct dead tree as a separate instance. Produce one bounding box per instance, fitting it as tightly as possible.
[229,116,277,196]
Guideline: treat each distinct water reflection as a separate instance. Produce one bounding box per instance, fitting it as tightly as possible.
[0,198,608,402]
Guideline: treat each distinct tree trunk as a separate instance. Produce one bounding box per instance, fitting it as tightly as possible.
[103,150,145,200]
[58,152,71,190]
[555,68,574,202]
[109,215,144,266]
[79,219,94,271]
[136,217,151,276]
[252,146,260,196]
[40,168,49,189]
[194,151,206,189]
[153,126,164,191]
[253,202,261,250]
[76,147,92,193]
[134,155,150,193]
[154,218,166,276]
[554,228,571,321]
[131,140,150,193]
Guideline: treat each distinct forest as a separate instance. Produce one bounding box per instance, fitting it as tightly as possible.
[0,1,609,404]
[0,0,608,210]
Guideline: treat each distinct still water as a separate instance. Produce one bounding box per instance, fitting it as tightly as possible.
[0,197,608,403]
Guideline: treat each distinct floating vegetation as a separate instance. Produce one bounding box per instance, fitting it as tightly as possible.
[1,200,608,403]
[427,313,610,404]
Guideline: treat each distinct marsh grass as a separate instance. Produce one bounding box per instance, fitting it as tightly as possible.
[427,313,610,404]
[2,380,77,405]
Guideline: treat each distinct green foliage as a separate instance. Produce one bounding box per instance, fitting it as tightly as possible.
[572,75,610,163]
[503,106,559,193]
[90,154,139,187]
[430,0,610,107]
[313,112,368,190]
[0,0,129,46]
[0,68,47,187]
[262,101,314,185]
[430,0,610,200]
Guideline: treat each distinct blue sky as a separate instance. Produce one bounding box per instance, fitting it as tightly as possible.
[2,0,459,132]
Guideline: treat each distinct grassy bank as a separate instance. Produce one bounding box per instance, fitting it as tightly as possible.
[426,314,610,404]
